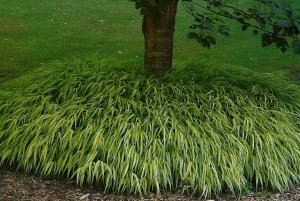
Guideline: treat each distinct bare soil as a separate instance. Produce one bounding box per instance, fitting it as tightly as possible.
[0,170,299,201]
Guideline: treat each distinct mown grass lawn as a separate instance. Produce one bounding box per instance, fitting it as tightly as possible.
[0,0,299,83]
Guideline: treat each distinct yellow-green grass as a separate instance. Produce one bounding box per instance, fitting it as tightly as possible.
[0,0,300,83]
[1,0,300,197]
[0,58,299,197]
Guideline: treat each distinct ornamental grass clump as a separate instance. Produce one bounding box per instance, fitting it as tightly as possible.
[0,58,299,197]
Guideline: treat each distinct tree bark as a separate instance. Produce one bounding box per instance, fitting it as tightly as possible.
[142,0,178,75]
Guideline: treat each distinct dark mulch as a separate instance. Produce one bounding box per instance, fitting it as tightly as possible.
[0,170,299,201]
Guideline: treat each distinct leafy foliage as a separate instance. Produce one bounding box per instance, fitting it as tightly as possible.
[185,0,300,53]
[131,0,300,53]
[0,58,299,197]
[130,0,175,14]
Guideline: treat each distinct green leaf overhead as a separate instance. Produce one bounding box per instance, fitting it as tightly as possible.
[131,0,300,54]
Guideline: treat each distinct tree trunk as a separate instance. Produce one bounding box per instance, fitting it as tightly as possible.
[142,0,178,75]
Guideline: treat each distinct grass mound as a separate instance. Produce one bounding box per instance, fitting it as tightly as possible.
[0,58,299,197]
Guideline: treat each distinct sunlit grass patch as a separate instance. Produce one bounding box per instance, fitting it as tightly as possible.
[0,58,299,197]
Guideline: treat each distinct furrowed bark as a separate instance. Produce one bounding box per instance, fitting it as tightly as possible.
[142,0,178,75]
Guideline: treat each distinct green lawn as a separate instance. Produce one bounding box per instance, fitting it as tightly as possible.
[0,0,299,83]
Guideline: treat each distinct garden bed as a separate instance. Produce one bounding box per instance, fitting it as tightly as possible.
[0,170,299,201]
